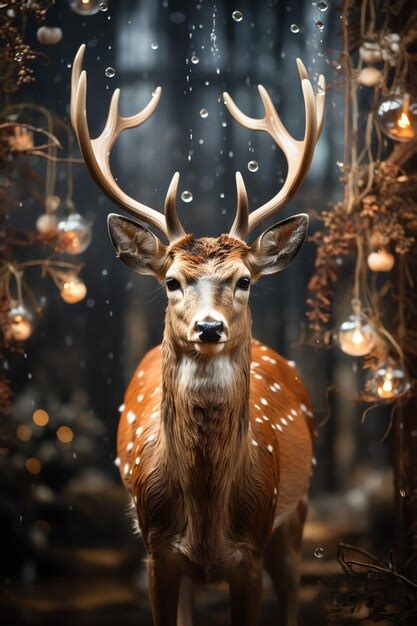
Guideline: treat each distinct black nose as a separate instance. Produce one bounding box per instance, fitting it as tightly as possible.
[197,321,223,343]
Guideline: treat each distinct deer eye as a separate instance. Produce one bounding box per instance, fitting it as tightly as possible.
[165,277,181,292]
[236,277,250,291]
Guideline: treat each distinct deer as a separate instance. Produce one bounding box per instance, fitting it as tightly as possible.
[71,44,325,626]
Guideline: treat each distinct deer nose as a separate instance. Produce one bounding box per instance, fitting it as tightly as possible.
[197,321,223,343]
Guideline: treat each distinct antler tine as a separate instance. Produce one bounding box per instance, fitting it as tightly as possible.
[164,172,185,240]
[71,45,181,239]
[297,58,326,140]
[229,172,249,239]
[70,43,86,132]
[224,58,325,237]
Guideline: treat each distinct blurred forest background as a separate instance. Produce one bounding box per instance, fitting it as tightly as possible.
[0,1,401,624]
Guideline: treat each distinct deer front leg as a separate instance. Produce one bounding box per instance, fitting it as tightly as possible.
[147,549,182,626]
[229,558,263,626]
[264,499,307,626]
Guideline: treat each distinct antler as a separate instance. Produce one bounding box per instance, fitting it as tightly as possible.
[70,44,185,241]
[224,58,325,239]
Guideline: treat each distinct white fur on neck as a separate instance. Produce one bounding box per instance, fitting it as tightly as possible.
[177,355,238,398]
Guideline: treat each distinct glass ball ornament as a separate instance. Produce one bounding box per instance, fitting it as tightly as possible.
[60,276,87,304]
[57,213,92,254]
[7,304,34,341]
[69,0,99,15]
[377,91,417,142]
[367,249,394,272]
[338,313,377,356]
[370,359,410,400]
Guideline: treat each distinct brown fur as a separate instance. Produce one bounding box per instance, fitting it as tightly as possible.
[115,234,314,625]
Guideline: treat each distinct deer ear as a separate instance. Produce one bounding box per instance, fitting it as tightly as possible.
[248,214,309,276]
[107,214,167,278]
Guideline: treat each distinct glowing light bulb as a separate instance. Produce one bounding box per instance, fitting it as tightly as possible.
[338,313,376,356]
[60,276,87,304]
[398,111,411,129]
[352,327,364,345]
[69,0,99,15]
[57,213,91,254]
[7,304,34,341]
[377,91,417,142]
[368,359,410,400]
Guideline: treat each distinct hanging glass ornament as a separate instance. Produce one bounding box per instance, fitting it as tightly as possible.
[367,249,395,272]
[57,212,92,254]
[69,0,99,15]
[377,91,417,142]
[369,358,410,400]
[338,309,377,356]
[7,304,34,341]
[60,276,87,304]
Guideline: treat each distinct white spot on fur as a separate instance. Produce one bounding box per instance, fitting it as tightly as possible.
[135,456,140,465]
[118,404,125,412]
[288,360,296,368]
[277,424,283,432]
[137,370,144,378]
[254,374,263,380]
[123,463,129,475]
[291,409,297,416]
[251,439,258,446]
[260,346,267,351]
[135,426,143,437]
[126,442,134,452]
[137,394,144,403]
[255,417,263,423]
[127,411,136,424]
[281,418,288,426]
[114,456,120,467]
[150,410,159,420]
[260,398,268,406]
[147,434,156,443]
[267,444,273,453]
[263,415,269,421]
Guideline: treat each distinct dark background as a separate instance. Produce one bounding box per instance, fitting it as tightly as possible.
[1,1,394,624]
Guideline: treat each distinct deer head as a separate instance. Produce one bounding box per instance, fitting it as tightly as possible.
[71,45,325,357]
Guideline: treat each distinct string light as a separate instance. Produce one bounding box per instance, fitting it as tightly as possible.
[338,312,377,356]
[369,359,410,400]
[57,213,92,255]
[60,275,87,304]
[69,0,100,15]
[7,304,34,341]
[377,91,417,142]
